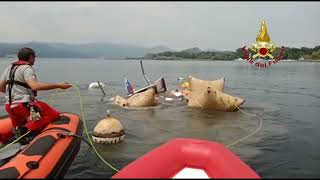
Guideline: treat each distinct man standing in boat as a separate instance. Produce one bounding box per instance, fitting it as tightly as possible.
[0,47,71,144]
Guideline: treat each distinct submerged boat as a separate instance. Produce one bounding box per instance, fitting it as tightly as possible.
[0,113,83,178]
[124,60,167,97]
[187,87,245,111]
[112,138,260,178]
[132,77,167,95]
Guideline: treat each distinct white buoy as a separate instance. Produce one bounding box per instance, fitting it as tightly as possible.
[88,82,106,89]
[92,111,125,144]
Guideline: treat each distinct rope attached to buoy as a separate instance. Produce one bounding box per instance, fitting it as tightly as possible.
[225,104,263,148]
[71,84,120,172]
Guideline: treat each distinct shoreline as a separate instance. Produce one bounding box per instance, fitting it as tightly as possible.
[1,57,319,62]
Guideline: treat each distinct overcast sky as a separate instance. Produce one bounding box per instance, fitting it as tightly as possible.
[0,1,319,51]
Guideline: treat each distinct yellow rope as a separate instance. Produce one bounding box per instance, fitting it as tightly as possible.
[0,130,31,152]
[225,104,263,148]
[68,85,263,168]
[70,84,119,172]
[47,89,62,104]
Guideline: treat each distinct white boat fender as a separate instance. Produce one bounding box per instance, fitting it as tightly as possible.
[88,82,106,89]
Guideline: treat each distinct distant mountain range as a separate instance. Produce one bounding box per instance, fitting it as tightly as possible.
[0,42,174,59]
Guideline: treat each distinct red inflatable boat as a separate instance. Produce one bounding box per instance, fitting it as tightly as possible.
[0,113,83,178]
[113,138,260,178]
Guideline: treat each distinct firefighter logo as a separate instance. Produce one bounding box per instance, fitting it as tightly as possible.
[241,20,285,67]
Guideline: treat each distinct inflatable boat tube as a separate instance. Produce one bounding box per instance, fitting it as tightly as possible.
[112,138,260,178]
[0,113,83,178]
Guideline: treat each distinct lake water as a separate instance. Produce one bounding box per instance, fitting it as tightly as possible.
[1,58,320,178]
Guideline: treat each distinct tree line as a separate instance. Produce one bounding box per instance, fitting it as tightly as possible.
[145,46,320,60]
